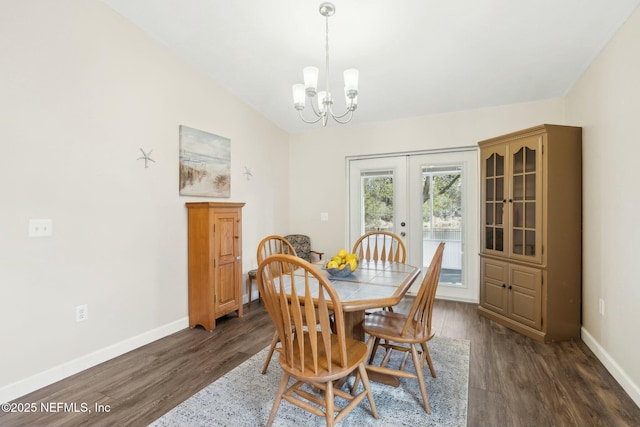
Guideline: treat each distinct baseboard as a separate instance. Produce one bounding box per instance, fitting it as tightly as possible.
[581,326,640,408]
[0,317,189,404]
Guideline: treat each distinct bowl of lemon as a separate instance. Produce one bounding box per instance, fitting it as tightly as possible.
[324,249,359,277]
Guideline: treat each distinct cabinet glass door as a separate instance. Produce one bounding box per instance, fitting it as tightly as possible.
[509,137,542,262]
[483,150,505,254]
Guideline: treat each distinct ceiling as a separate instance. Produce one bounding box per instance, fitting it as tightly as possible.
[100,0,640,133]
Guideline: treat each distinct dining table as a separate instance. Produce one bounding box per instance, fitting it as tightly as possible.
[290,260,421,341]
[285,259,421,387]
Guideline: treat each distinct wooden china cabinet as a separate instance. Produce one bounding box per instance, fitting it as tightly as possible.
[186,202,244,331]
[478,125,582,342]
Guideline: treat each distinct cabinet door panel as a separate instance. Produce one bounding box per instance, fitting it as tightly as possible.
[215,262,238,314]
[481,259,508,314]
[213,211,241,316]
[508,265,542,329]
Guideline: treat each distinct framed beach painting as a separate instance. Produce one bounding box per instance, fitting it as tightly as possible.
[179,125,231,197]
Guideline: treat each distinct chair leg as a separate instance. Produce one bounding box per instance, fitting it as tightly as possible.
[266,372,290,427]
[325,379,335,427]
[421,341,437,378]
[410,344,431,414]
[261,331,280,374]
[368,336,381,364]
[357,362,379,419]
[352,335,375,394]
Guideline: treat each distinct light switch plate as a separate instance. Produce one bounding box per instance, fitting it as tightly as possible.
[320,212,329,221]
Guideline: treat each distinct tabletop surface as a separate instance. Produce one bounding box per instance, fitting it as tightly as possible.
[286,260,421,312]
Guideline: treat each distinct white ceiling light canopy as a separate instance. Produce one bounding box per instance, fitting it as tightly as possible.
[292,2,359,127]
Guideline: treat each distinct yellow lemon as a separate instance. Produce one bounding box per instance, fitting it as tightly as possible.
[326,260,339,269]
[337,249,348,258]
[338,263,347,270]
[346,253,357,261]
[348,259,358,272]
[332,255,342,264]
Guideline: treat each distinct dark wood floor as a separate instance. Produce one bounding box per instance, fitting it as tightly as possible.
[2,299,639,426]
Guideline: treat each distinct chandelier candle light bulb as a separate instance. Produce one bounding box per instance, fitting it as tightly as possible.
[292,2,359,126]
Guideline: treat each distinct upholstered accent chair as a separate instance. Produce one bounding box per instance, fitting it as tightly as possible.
[284,234,324,263]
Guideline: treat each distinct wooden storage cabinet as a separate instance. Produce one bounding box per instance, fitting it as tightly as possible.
[186,202,245,331]
[478,125,581,342]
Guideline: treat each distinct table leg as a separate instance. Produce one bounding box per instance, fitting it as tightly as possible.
[343,310,365,341]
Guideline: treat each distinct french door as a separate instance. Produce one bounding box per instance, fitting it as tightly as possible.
[348,149,479,302]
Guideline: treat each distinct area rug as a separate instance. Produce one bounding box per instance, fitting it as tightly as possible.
[149,336,470,427]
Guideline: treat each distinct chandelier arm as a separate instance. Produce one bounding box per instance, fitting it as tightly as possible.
[308,97,324,117]
[330,109,354,124]
[326,101,355,119]
[297,109,324,124]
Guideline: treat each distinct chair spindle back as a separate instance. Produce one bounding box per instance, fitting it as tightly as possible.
[402,242,445,339]
[258,254,348,375]
[352,231,407,263]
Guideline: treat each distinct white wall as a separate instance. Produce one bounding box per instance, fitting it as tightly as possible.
[288,99,565,254]
[565,6,640,406]
[0,0,289,402]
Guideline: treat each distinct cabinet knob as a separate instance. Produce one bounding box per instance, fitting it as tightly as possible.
[502,283,506,288]
[508,285,512,290]
[236,256,241,260]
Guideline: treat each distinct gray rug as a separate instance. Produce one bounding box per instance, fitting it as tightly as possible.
[149,336,470,426]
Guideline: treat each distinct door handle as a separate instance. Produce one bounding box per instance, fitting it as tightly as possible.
[400,232,406,237]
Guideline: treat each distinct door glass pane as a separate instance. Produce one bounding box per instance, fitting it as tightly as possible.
[513,202,523,227]
[525,202,535,228]
[486,203,493,225]
[486,155,494,177]
[513,175,523,200]
[486,228,494,250]
[496,154,504,176]
[525,174,536,199]
[525,147,536,172]
[495,203,503,225]
[486,178,494,201]
[496,177,504,201]
[496,228,503,251]
[513,229,523,255]
[361,170,393,233]
[513,148,524,173]
[423,165,462,286]
[526,231,536,255]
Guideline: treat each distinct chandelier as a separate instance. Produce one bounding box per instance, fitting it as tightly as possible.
[292,2,359,126]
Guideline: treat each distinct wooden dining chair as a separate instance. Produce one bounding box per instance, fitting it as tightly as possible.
[352,231,407,313]
[256,235,298,374]
[351,242,445,414]
[351,231,406,263]
[258,254,379,427]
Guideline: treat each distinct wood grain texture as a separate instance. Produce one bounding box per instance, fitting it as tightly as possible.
[2,300,639,426]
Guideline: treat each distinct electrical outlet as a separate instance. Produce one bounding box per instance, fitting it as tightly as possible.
[598,298,605,316]
[29,219,53,237]
[76,304,88,322]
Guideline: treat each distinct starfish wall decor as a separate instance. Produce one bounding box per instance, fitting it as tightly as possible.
[137,148,155,168]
